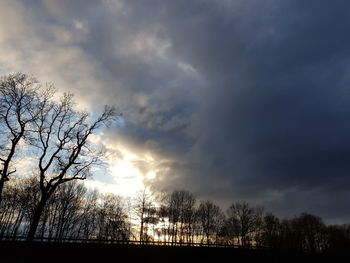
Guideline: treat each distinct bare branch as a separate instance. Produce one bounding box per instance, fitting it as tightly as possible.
[0,73,41,204]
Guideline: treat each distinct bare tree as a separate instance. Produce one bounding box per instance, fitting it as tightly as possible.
[0,176,40,238]
[0,179,25,238]
[166,190,183,244]
[0,73,40,204]
[326,224,350,252]
[40,181,87,240]
[181,193,197,243]
[256,212,281,248]
[134,188,154,243]
[294,213,326,253]
[157,203,170,243]
[197,200,224,245]
[162,190,197,244]
[96,193,130,241]
[74,188,99,239]
[26,90,116,241]
[277,213,327,252]
[226,201,263,247]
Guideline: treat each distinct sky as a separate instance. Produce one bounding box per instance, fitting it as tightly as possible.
[1,0,350,224]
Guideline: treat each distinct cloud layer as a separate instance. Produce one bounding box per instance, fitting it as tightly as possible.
[1,0,350,223]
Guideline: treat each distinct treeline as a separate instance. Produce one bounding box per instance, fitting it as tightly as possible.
[0,178,131,241]
[1,178,350,253]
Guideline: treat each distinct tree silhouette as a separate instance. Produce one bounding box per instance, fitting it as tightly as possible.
[197,200,224,245]
[164,190,197,244]
[326,224,350,252]
[26,89,116,241]
[257,213,281,248]
[225,201,263,246]
[294,213,326,253]
[0,174,350,253]
[40,181,86,240]
[96,193,130,241]
[134,188,154,243]
[0,73,40,204]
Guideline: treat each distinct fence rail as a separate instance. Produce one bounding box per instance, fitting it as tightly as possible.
[0,236,266,249]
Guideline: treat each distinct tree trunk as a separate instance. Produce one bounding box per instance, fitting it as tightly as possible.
[0,177,5,205]
[26,196,48,241]
[0,137,22,206]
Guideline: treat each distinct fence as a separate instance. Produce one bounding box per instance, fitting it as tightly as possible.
[0,235,266,249]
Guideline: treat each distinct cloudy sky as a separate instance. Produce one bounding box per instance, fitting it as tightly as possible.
[1,0,350,223]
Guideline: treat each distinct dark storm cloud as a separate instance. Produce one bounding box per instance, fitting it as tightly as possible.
[2,0,350,222]
[120,0,350,222]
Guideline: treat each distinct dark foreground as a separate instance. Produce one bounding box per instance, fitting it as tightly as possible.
[0,241,342,263]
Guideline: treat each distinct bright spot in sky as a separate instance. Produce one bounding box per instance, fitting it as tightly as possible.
[107,160,144,197]
[146,171,157,180]
[85,141,159,198]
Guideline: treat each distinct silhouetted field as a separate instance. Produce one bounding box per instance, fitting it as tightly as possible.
[0,240,341,263]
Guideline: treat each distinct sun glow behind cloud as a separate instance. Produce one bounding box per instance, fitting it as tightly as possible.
[106,157,145,196]
[84,135,160,198]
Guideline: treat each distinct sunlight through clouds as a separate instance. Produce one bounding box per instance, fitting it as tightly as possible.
[106,157,144,197]
[84,134,162,198]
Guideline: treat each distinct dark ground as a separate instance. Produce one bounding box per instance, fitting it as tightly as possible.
[0,241,343,263]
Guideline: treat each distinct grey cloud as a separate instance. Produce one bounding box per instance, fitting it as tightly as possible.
[1,0,350,222]
[132,0,350,222]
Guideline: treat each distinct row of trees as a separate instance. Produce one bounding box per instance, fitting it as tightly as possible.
[1,178,350,253]
[136,189,350,253]
[0,177,131,241]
